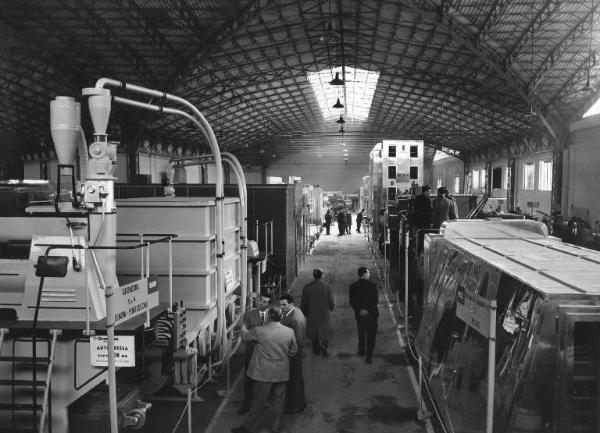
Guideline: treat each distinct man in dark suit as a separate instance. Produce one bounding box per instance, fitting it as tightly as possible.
[238,293,272,415]
[232,307,297,433]
[432,186,455,229]
[349,267,379,363]
[279,294,306,414]
[356,208,364,233]
[301,268,334,356]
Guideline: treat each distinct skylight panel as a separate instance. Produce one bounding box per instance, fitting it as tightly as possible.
[583,97,600,118]
[307,66,380,122]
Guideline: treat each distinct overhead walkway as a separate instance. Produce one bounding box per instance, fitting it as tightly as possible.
[206,218,429,433]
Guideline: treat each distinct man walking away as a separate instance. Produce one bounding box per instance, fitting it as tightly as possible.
[324,209,332,235]
[238,293,272,415]
[232,307,297,433]
[337,210,346,236]
[345,210,352,234]
[356,209,364,233]
[280,294,307,414]
[349,267,379,363]
[301,268,334,356]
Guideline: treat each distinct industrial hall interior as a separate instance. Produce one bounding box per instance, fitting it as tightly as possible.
[4,0,600,432]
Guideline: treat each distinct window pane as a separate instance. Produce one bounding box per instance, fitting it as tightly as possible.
[388,145,396,158]
[523,163,535,190]
[538,161,552,191]
[388,165,396,180]
[387,186,396,201]
[437,177,442,188]
[454,176,460,193]
[492,167,502,189]
[410,145,418,158]
[409,166,418,179]
[473,170,480,189]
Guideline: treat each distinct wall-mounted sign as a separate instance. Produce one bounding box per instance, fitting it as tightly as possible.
[396,173,410,182]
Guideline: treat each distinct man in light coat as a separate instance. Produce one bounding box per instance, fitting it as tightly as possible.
[279,294,306,414]
[300,268,334,356]
[232,307,297,433]
[237,293,272,415]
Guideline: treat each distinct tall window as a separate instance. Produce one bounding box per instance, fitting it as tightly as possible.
[410,145,418,158]
[409,166,419,179]
[523,163,535,190]
[388,145,396,158]
[492,167,502,189]
[387,186,396,201]
[437,177,442,188]
[388,165,396,180]
[454,176,460,193]
[480,169,487,190]
[538,160,552,191]
[472,169,480,189]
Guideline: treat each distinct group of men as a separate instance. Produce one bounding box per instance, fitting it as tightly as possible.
[413,185,459,230]
[232,266,378,433]
[322,208,364,236]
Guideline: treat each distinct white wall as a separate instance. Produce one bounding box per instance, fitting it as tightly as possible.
[431,154,464,193]
[567,116,600,223]
[264,152,370,192]
[513,151,553,214]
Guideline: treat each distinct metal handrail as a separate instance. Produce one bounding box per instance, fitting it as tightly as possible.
[38,329,60,433]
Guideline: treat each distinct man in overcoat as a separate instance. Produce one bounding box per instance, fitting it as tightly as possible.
[349,267,379,363]
[324,209,332,235]
[300,268,334,356]
[232,307,297,433]
[279,294,306,414]
[238,293,271,414]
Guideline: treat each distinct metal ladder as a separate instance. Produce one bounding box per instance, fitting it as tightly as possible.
[0,328,60,433]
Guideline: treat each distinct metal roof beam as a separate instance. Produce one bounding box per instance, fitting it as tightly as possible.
[400,0,558,142]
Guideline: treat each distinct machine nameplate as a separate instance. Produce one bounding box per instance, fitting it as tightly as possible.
[224,268,234,291]
[113,278,149,326]
[456,286,493,338]
[90,335,135,367]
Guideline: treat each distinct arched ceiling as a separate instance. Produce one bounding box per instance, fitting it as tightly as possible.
[1,0,599,167]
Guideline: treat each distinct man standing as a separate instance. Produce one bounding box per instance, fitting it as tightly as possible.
[356,208,364,233]
[336,210,346,236]
[238,293,271,415]
[349,267,379,363]
[232,307,297,433]
[431,186,455,229]
[345,210,352,234]
[324,209,332,235]
[301,268,334,356]
[279,294,306,414]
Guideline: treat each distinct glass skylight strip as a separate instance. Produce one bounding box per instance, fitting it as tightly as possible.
[583,97,600,118]
[307,66,380,122]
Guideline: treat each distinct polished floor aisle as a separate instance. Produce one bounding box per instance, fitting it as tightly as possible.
[206,221,427,433]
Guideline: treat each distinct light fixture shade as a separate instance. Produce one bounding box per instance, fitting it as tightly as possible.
[336,115,346,124]
[330,72,344,86]
[333,98,344,109]
[525,107,537,118]
[339,126,345,134]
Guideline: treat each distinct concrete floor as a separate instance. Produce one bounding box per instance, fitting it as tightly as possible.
[206,220,427,433]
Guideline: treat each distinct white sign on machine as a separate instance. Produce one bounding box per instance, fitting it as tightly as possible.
[112,278,149,326]
[456,286,497,433]
[90,335,136,367]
